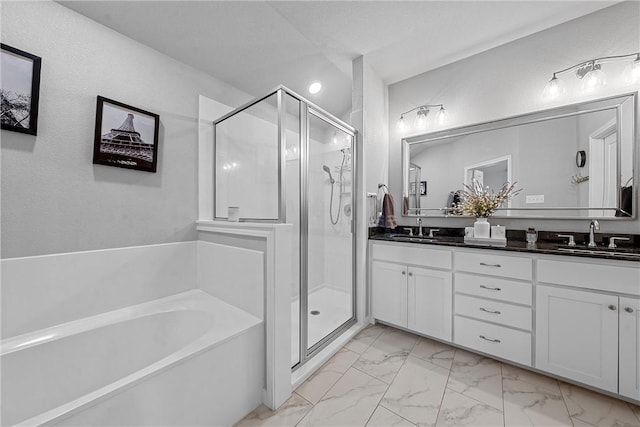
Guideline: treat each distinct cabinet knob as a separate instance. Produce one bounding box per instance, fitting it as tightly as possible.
[402,270,406,275]
[408,272,413,277]
[625,307,635,313]
[608,305,617,311]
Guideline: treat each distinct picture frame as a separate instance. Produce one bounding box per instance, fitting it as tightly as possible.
[1,44,42,135]
[420,180,427,196]
[93,96,160,173]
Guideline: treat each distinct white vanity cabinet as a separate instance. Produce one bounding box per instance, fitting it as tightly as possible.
[453,250,533,366]
[370,242,453,341]
[536,258,640,399]
[536,284,619,392]
[368,239,640,403]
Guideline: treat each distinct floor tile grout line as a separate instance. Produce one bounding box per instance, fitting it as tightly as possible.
[377,402,419,427]
[556,380,578,427]
[434,348,458,426]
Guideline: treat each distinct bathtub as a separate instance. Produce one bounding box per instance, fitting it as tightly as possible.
[1,289,264,426]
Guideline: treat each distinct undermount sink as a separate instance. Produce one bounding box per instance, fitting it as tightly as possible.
[556,247,640,258]
[387,235,436,243]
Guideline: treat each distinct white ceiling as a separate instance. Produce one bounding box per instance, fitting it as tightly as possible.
[59,1,616,117]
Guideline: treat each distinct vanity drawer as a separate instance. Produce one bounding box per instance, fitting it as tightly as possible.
[455,272,532,305]
[538,259,640,296]
[455,251,532,281]
[455,294,531,331]
[371,242,452,270]
[454,316,532,366]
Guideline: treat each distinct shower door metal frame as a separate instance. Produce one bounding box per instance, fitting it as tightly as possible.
[295,102,358,371]
[212,85,357,370]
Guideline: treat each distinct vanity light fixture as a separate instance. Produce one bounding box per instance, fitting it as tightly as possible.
[542,52,640,101]
[397,103,447,133]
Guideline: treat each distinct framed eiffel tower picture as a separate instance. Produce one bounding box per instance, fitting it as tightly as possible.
[93,96,160,172]
[1,44,42,135]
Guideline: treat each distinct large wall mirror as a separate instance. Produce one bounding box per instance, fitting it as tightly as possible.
[402,93,636,219]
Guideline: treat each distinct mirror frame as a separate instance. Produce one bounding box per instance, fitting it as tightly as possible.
[402,92,637,219]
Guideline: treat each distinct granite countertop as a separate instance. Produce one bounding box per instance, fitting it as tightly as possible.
[369,227,640,262]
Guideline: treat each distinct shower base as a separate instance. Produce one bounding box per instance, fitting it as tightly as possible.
[291,286,351,366]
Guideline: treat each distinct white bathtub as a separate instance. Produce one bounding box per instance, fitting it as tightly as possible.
[1,289,264,426]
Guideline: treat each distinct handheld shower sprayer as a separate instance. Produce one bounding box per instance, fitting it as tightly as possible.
[322,165,335,184]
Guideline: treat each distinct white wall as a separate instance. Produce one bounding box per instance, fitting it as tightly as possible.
[0,1,250,258]
[388,2,640,233]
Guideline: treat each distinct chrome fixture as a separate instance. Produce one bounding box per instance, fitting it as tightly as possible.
[542,52,640,100]
[588,220,600,248]
[403,227,414,237]
[322,165,335,184]
[398,103,447,133]
[416,218,424,237]
[428,228,440,238]
[608,236,630,249]
[558,234,576,247]
[325,148,349,226]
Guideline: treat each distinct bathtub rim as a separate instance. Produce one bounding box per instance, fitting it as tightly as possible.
[3,290,263,427]
[2,289,227,355]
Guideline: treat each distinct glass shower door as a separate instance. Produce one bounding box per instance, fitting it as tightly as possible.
[303,110,355,354]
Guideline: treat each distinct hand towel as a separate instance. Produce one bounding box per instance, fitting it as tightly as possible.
[379,193,397,229]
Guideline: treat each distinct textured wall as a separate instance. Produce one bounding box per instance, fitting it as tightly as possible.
[1,1,250,258]
[388,2,640,233]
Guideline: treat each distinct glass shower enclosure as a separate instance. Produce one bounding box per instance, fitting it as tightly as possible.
[213,86,356,369]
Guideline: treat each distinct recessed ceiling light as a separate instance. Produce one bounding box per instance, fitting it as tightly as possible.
[308,81,322,94]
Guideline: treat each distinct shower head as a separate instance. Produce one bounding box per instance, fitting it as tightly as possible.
[322,165,335,184]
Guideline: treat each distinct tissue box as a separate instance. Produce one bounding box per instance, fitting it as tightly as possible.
[491,225,506,239]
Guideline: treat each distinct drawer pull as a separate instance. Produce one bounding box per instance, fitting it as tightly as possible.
[479,307,501,315]
[479,335,501,343]
[479,285,501,291]
[625,307,635,313]
[480,262,501,268]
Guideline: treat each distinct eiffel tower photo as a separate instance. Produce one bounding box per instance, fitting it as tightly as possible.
[93,96,159,172]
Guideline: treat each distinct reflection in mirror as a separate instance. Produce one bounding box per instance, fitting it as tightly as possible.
[403,93,635,219]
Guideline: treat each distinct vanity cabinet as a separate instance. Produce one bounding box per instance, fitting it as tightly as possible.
[536,258,640,399]
[370,242,453,341]
[536,285,619,392]
[453,250,533,366]
[368,239,640,403]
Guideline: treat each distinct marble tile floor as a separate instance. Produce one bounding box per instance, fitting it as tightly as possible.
[237,324,640,427]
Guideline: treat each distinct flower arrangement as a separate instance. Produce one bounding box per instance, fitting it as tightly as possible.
[455,181,521,218]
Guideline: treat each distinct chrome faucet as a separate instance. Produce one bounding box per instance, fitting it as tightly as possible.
[588,220,600,248]
[429,228,440,238]
[417,218,424,237]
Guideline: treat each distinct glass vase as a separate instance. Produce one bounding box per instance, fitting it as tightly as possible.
[474,217,490,239]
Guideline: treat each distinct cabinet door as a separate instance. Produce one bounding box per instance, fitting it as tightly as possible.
[371,261,407,328]
[407,267,452,341]
[536,285,618,392]
[620,297,640,401]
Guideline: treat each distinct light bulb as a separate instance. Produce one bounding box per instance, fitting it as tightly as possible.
[308,81,322,94]
[581,67,606,92]
[436,106,447,125]
[542,75,566,101]
[623,57,640,84]
[397,115,406,132]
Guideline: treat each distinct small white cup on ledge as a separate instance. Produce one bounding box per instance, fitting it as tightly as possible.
[228,206,240,222]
